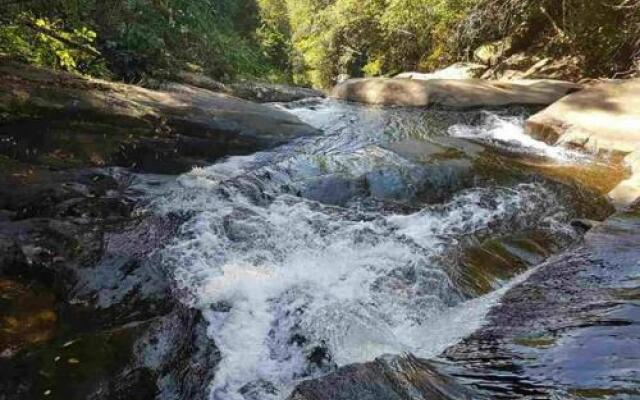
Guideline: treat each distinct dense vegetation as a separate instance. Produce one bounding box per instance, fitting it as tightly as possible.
[1,0,638,87]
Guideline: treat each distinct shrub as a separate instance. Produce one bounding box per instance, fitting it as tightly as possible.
[0,13,107,76]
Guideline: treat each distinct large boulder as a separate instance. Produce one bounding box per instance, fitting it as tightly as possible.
[526,79,640,207]
[0,60,319,173]
[395,62,487,81]
[330,78,582,109]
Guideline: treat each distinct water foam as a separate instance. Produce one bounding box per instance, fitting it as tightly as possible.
[449,112,588,161]
[156,101,576,400]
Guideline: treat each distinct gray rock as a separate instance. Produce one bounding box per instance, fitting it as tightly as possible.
[0,60,320,174]
[443,206,640,398]
[289,354,484,400]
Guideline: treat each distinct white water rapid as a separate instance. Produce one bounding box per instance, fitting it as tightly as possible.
[154,100,582,400]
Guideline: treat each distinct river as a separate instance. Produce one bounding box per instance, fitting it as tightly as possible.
[148,99,612,400]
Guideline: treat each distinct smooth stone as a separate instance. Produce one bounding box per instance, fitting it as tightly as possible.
[330,78,582,109]
[526,79,640,153]
[0,60,320,173]
[444,206,640,398]
[525,79,640,208]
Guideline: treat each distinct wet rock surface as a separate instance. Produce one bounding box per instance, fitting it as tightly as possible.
[442,204,640,398]
[289,355,484,400]
[0,163,220,399]
[0,160,211,398]
[1,82,637,400]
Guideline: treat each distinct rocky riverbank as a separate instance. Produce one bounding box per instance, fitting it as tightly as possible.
[0,59,321,399]
[1,58,639,400]
[330,78,582,109]
[286,203,640,399]
[286,72,640,399]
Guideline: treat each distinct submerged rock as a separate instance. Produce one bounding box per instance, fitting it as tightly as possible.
[330,78,582,109]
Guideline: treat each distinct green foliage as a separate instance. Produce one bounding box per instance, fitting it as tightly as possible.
[108,0,279,80]
[0,14,107,76]
[1,0,637,85]
[0,0,281,82]
[455,0,640,77]
[254,0,479,87]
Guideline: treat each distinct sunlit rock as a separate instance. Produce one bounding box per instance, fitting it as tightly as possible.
[526,79,640,207]
[395,63,487,81]
[331,78,582,109]
[0,60,320,173]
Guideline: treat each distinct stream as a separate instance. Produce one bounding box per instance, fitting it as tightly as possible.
[146,99,612,400]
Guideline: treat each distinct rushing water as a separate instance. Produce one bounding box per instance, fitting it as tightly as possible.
[153,100,596,400]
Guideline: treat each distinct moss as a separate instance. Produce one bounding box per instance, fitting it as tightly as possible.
[430,148,466,163]
[612,287,640,301]
[313,155,330,174]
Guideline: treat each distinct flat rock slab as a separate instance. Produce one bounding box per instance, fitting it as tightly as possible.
[0,60,320,173]
[0,62,318,141]
[330,78,582,109]
[526,79,640,153]
[444,205,640,398]
[526,79,640,207]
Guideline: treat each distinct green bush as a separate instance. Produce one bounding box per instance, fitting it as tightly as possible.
[1,0,636,84]
[454,0,640,77]
[0,13,108,76]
